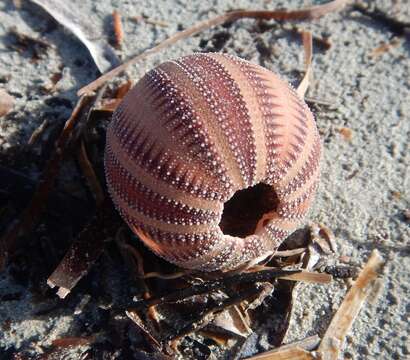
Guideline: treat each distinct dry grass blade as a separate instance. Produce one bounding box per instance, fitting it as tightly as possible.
[0,89,14,117]
[248,335,320,360]
[248,266,332,284]
[318,250,384,360]
[247,347,315,359]
[77,139,105,206]
[30,0,119,72]
[296,31,313,99]
[78,0,349,96]
[278,271,332,284]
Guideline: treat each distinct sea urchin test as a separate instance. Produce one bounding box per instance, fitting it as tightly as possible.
[105,53,321,271]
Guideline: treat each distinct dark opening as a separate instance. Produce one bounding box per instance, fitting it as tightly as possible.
[219,183,279,238]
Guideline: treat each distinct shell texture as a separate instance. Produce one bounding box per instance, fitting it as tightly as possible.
[105,53,321,271]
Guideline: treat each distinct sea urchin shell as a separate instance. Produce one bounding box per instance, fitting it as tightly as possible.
[105,53,321,271]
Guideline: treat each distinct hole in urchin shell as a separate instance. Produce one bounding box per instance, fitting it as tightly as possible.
[219,183,279,238]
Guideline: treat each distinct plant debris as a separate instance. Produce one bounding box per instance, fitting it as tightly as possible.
[309,223,337,254]
[29,0,120,72]
[337,127,353,141]
[0,89,14,117]
[317,250,384,359]
[248,335,321,359]
[112,10,124,49]
[324,265,359,279]
[370,38,402,58]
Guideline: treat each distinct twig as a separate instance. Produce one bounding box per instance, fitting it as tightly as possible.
[78,0,350,96]
[318,250,384,360]
[76,139,105,206]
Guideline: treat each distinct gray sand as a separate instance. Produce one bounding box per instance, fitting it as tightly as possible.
[0,0,409,358]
